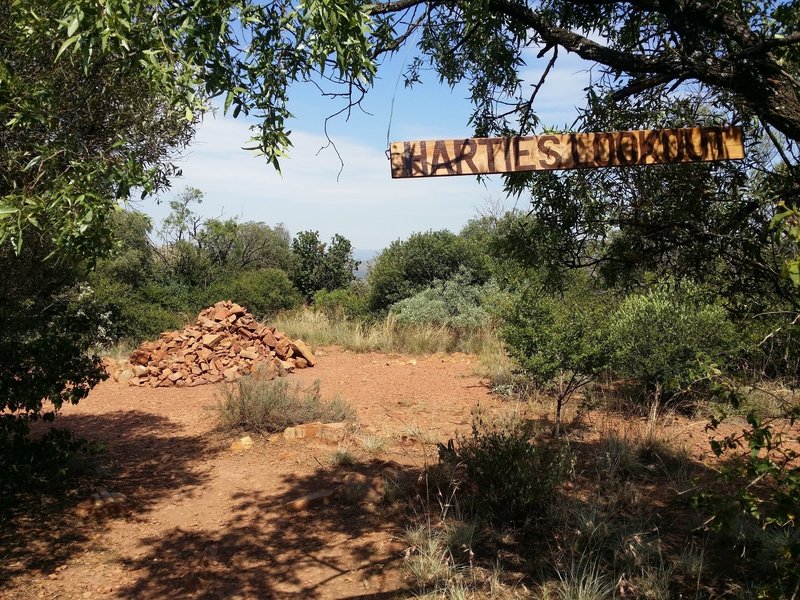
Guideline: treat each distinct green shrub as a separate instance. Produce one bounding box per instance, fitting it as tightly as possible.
[607,282,740,394]
[0,428,100,509]
[501,274,611,433]
[203,268,302,318]
[454,416,572,527]
[88,276,188,342]
[389,271,500,330]
[313,282,371,320]
[215,375,355,433]
[368,230,490,311]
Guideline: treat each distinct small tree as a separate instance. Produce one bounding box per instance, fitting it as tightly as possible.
[291,230,359,301]
[502,276,610,436]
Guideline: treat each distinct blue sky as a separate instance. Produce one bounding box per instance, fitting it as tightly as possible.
[133,47,594,252]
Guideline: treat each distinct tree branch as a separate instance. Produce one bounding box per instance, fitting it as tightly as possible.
[369,0,429,16]
[731,32,800,59]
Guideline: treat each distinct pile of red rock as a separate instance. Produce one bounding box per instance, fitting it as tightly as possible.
[113,301,315,388]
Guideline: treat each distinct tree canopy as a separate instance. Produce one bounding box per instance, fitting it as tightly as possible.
[0,0,195,258]
[373,0,800,141]
[291,230,359,301]
[4,1,799,258]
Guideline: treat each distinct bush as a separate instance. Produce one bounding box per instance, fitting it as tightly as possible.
[607,282,740,395]
[88,276,187,342]
[390,271,500,329]
[0,428,99,508]
[215,375,355,432]
[203,268,302,318]
[368,230,490,311]
[313,282,371,320]
[454,416,572,527]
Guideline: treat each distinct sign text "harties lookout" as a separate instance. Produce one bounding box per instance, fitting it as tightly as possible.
[389,126,744,178]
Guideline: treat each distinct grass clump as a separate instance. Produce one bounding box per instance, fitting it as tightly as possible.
[329,445,355,467]
[555,557,615,600]
[215,377,354,433]
[361,434,387,455]
[455,416,572,528]
[403,425,441,446]
[404,532,453,590]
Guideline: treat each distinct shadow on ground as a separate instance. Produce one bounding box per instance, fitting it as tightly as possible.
[0,410,224,589]
[116,458,418,599]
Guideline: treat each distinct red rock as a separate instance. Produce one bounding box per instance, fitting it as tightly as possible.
[202,333,224,349]
[275,338,291,359]
[129,350,150,366]
[284,489,335,511]
[283,422,324,440]
[212,306,229,321]
[261,329,278,348]
[290,340,316,366]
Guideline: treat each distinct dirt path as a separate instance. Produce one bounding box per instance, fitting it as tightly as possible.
[2,349,502,600]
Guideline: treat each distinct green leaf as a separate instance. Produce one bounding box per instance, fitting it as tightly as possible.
[67,16,80,37]
[56,34,81,60]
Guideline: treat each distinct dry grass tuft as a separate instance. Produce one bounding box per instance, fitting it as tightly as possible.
[215,377,354,433]
[274,308,500,356]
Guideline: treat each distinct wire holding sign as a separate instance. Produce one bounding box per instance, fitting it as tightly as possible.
[389,126,745,178]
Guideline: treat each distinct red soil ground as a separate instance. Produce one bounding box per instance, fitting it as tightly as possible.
[0,348,745,599]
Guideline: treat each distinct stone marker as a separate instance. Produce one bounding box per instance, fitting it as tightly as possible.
[117,301,316,387]
[284,489,336,511]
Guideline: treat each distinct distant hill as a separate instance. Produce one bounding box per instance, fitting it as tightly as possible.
[353,249,379,280]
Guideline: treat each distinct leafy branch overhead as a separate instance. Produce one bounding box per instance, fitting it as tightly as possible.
[3,1,799,257]
[369,0,800,142]
[28,0,800,156]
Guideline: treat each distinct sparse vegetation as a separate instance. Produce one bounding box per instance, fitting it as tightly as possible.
[402,425,441,446]
[404,527,453,591]
[214,375,354,433]
[361,434,387,455]
[328,445,355,468]
[454,415,572,528]
[276,308,499,356]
